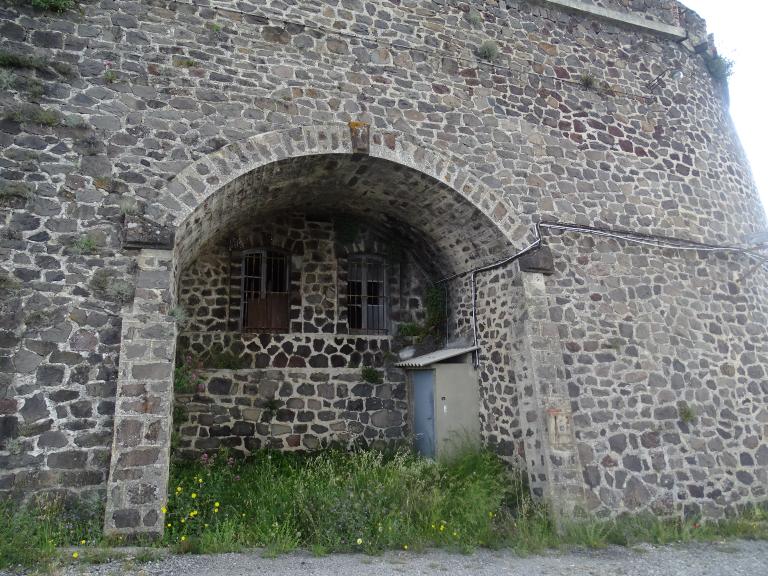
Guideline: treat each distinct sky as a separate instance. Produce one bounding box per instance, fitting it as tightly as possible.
[681,1,768,220]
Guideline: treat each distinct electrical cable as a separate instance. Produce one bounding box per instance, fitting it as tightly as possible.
[437,220,768,349]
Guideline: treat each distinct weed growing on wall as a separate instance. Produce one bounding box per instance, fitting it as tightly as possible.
[70,235,98,255]
[174,354,204,393]
[30,0,75,11]
[477,40,499,62]
[706,55,734,82]
[361,366,383,385]
[4,103,61,127]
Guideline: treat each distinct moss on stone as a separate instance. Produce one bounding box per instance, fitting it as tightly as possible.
[4,103,62,127]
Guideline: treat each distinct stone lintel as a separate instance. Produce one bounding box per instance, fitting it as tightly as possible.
[519,246,555,275]
[123,214,175,250]
[540,0,687,40]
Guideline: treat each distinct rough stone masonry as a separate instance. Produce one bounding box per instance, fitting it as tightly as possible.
[0,0,766,538]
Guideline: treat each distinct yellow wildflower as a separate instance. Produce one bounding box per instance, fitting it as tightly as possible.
[167,523,172,528]
[72,552,79,559]
[191,493,197,499]
[439,525,445,532]
[214,502,220,508]
[356,538,363,545]
[80,539,86,545]
[181,518,185,523]
[181,536,187,542]
[403,545,408,550]
[214,508,219,514]
[162,506,167,514]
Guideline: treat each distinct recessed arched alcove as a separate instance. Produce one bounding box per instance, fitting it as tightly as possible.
[104,127,570,540]
[169,152,515,457]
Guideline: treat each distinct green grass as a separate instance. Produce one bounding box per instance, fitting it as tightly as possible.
[0,495,103,571]
[1,449,767,569]
[161,447,768,556]
[163,448,513,554]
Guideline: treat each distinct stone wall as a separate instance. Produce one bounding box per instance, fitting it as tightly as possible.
[448,264,527,467]
[0,0,766,531]
[174,367,407,456]
[170,211,430,458]
[544,231,768,518]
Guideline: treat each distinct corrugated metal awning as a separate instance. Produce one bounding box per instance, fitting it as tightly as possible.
[395,346,478,368]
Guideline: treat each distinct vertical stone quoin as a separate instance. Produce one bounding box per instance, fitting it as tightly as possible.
[518,272,586,519]
[104,250,176,537]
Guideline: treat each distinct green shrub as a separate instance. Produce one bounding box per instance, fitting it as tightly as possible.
[90,269,134,304]
[31,0,74,11]
[70,235,97,255]
[4,103,61,127]
[397,322,423,338]
[0,181,32,207]
[580,73,597,89]
[467,8,483,27]
[0,50,47,71]
[174,353,204,393]
[361,366,383,384]
[173,58,196,68]
[707,55,734,82]
[477,40,499,62]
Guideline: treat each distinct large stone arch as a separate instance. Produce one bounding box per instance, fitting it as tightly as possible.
[104,123,579,537]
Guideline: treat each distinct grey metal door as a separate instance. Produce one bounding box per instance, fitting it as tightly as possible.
[412,370,435,458]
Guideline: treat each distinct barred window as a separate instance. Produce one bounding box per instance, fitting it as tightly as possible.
[241,249,290,332]
[348,256,387,334]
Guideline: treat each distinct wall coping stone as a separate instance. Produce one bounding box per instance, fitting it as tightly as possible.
[540,0,688,40]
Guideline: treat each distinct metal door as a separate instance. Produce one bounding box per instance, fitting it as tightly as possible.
[412,370,435,458]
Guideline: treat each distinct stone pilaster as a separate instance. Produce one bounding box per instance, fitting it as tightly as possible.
[519,272,586,521]
[104,250,176,538]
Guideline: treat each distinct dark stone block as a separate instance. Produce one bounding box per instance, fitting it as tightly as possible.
[47,450,88,469]
[608,434,626,453]
[116,447,160,467]
[209,425,232,437]
[38,430,67,448]
[297,383,314,396]
[653,406,677,420]
[0,416,19,445]
[208,377,233,395]
[308,355,328,368]
[20,393,49,423]
[69,400,92,418]
[112,509,140,528]
[232,421,254,436]
[36,365,65,386]
[352,384,372,397]
[622,454,643,472]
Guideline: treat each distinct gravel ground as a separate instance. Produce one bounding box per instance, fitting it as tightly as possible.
[11,539,765,576]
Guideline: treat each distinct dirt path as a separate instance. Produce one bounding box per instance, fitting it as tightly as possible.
[28,539,766,576]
